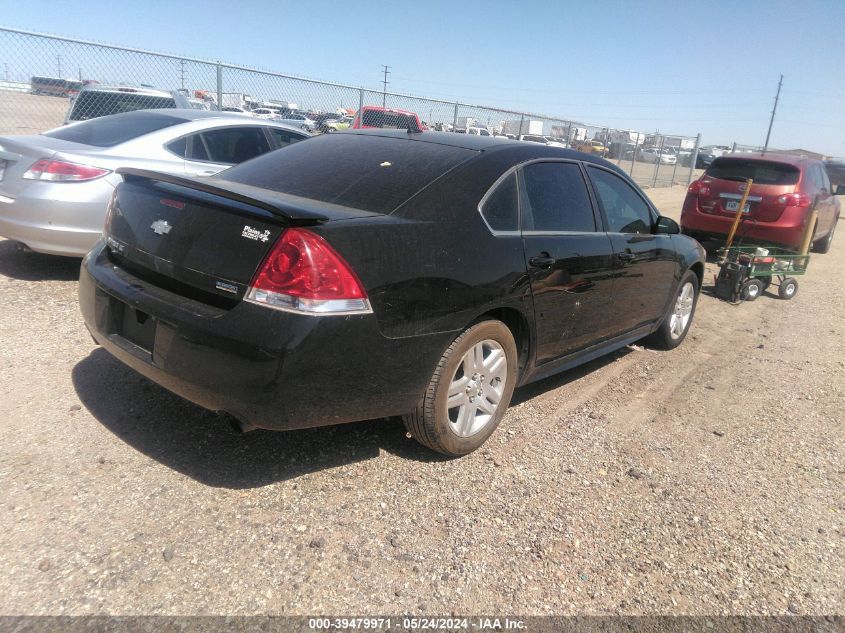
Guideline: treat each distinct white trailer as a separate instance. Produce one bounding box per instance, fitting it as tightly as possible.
[503,119,544,136]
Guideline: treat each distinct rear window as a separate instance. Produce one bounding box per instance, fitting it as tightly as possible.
[219,133,477,214]
[706,157,800,185]
[68,91,176,122]
[361,110,418,130]
[44,111,189,147]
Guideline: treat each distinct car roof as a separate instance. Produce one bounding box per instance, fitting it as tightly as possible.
[99,108,269,123]
[714,152,814,167]
[78,84,173,97]
[341,129,629,175]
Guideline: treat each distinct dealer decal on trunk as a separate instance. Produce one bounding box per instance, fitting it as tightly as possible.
[241,225,271,243]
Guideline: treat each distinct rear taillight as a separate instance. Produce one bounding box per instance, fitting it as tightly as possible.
[687,179,710,196]
[23,158,110,182]
[777,192,812,207]
[245,228,371,316]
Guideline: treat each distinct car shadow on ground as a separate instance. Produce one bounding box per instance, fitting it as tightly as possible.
[74,343,633,488]
[72,349,451,489]
[0,240,81,281]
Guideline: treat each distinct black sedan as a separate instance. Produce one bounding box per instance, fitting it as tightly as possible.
[79,130,705,456]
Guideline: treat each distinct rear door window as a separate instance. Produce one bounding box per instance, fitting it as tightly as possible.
[267,128,307,149]
[520,162,595,232]
[587,167,654,234]
[480,172,519,232]
[198,127,271,164]
[706,157,800,185]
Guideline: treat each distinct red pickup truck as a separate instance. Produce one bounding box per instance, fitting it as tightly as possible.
[351,106,426,132]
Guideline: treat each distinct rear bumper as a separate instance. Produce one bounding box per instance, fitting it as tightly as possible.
[680,197,806,248]
[0,180,112,256]
[79,242,448,431]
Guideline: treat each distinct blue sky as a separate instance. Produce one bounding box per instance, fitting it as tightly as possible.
[2,0,844,156]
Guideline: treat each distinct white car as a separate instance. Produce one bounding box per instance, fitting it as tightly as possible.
[518,134,549,145]
[0,110,309,256]
[276,113,317,132]
[466,126,491,136]
[250,108,278,120]
[640,147,677,165]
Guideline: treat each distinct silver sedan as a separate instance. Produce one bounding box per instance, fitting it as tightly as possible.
[0,109,309,256]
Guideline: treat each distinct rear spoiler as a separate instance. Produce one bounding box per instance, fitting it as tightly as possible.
[117,167,360,225]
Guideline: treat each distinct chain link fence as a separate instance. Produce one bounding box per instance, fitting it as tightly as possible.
[0,26,703,188]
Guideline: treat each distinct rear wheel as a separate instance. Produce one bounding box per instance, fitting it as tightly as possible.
[812,219,836,254]
[646,270,699,350]
[403,320,517,456]
[778,277,798,300]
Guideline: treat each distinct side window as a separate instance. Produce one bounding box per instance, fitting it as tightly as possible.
[165,136,187,158]
[521,162,595,232]
[268,128,306,149]
[587,167,654,234]
[199,127,271,164]
[175,133,209,161]
[820,165,832,192]
[480,171,519,232]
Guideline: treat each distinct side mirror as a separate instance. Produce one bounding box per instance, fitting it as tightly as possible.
[835,184,845,196]
[655,216,680,235]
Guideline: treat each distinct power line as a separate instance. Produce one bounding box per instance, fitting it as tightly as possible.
[762,74,783,155]
[381,65,390,107]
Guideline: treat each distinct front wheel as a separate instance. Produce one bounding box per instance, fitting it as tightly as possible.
[646,270,699,350]
[403,320,518,456]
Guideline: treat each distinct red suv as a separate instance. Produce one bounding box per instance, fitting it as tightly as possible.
[681,154,839,253]
[351,106,427,132]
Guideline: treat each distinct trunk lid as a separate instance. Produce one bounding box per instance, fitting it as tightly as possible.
[106,169,377,305]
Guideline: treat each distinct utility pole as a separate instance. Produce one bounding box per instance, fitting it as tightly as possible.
[381,65,390,107]
[762,74,783,155]
[56,55,62,78]
[179,60,187,91]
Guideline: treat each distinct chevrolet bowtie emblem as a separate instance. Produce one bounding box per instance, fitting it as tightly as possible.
[150,220,172,235]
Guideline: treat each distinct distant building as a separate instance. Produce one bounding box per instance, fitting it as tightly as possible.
[771,148,829,160]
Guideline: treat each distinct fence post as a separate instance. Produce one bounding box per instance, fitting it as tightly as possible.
[216,62,223,110]
[731,141,737,153]
[670,140,680,185]
[452,102,459,131]
[358,87,364,118]
[629,132,640,176]
[565,121,572,146]
[651,135,666,188]
[687,133,701,186]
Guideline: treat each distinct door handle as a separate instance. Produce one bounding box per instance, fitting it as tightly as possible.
[617,250,635,263]
[529,254,555,268]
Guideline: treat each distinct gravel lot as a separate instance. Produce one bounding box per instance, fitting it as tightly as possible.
[0,186,842,616]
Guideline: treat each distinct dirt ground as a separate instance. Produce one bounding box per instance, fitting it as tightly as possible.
[0,187,842,616]
[0,91,67,135]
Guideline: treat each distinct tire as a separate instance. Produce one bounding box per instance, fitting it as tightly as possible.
[812,218,836,254]
[403,320,518,457]
[740,278,765,301]
[646,270,699,350]
[778,277,798,300]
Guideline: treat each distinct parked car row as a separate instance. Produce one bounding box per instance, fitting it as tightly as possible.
[0,110,309,256]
